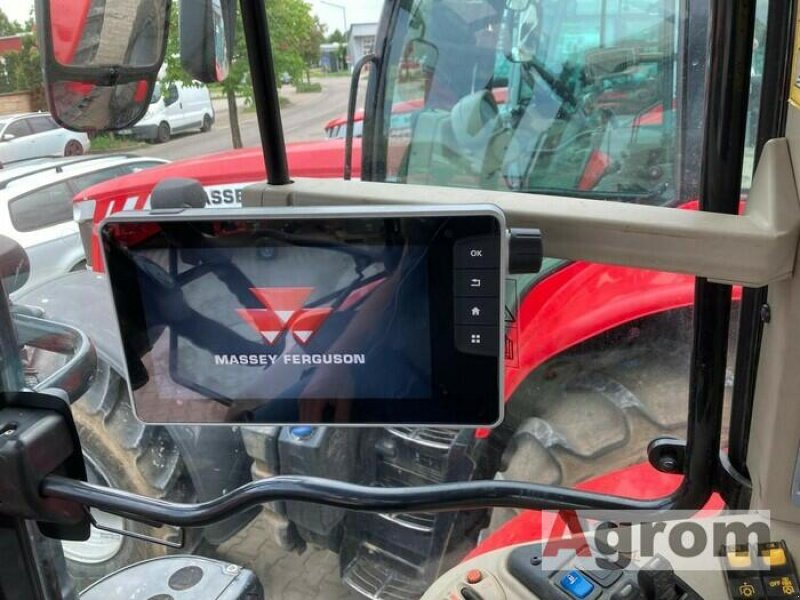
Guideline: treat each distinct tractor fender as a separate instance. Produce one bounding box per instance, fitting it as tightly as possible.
[14,270,254,543]
[507,260,740,397]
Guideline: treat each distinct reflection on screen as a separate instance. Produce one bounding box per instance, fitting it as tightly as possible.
[130,234,431,422]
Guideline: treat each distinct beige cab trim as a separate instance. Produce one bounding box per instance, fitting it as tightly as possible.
[243,138,800,288]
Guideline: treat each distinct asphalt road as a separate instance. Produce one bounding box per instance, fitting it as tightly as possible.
[132,76,355,162]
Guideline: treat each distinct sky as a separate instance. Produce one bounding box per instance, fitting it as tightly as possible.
[1,0,383,34]
[2,0,34,25]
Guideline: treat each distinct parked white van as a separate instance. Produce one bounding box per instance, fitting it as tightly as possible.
[122,81,215,143]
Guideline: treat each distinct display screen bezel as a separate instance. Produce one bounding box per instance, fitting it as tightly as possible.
[100,205,506,427]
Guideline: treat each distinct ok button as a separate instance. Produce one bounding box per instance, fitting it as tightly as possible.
[454,236,498,269]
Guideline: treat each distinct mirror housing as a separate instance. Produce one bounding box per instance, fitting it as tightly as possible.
[1,134,14,142]
[0,235,30,295]
[35,0,171,132]
[180,0,236,83]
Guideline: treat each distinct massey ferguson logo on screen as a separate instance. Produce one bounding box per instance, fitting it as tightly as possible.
[213,287,366,367]
[237,287,332,345]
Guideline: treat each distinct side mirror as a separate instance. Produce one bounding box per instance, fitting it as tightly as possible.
[1,134,15,142]
[0,235,30,295]
[180,0,236,83]
[35,0,171,132]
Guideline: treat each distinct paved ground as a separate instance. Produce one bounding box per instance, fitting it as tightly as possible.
[210,509,360,599]
[132,76,357,162]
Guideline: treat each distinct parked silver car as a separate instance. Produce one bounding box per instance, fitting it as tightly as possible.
[0,113,91,164]
[0,154,166,293]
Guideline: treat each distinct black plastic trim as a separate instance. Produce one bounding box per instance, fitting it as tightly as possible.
[669,1,758,510]
[345,54,377,181]
[240,0,291,185]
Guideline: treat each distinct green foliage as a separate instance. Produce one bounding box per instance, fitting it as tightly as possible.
[0,8,24,36]
[163,2,195,87]
[157,0,324,148]
[300,15,327,76]
[162,0,323,94]
[294,81,322,93]
[88,133,143,153]
[0,33,45,108]
[220,5,251,99]
[327,29,346,44]
[266,0,322,84]
[0,9,41,102]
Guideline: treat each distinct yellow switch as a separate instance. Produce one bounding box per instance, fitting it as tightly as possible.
[760,546,787,568]
[727,548,752,569]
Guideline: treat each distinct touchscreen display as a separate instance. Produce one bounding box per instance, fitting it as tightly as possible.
[101,209,503,425]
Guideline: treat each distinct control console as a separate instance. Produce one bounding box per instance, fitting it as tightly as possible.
[422,541,701,600]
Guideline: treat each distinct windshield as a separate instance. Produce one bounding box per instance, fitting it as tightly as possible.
[375,0,725,206]
[150,82,162,104]
[0,0,771,598]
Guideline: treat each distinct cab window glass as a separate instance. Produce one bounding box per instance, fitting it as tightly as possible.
[382,0,700,205]
[28,116,58,134]
[9,181,73,231]
[69,167,133,191]
[69,163,165,192]
[4,120,32,139]
[164,84,179,106]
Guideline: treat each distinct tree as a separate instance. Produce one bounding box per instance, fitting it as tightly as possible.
[265,0,318,85]
[162,1,251,149]
[0,9,23,36]
[220,9,250,149]
[299,15,326,82]
[6,35,45,108]
[163,2,195,86]
[0,9,43,107]
[160,0,322,150]
[327,29,346,44]
[326,29,347,72]
[0,9,27,94]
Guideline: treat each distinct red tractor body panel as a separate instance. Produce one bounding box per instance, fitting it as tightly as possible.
[79,139,362,267]
[506,260,697,397]
[466,462,724,560]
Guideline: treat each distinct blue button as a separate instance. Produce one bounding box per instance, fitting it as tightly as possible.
[560,570,594,599]
[289,426,314,440]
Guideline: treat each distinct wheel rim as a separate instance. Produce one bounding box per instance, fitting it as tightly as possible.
[65,141,82,156]
[159,123,169,140]
[61,454,125,564]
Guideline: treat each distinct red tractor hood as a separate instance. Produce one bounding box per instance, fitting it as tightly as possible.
[76,139,359,268]
[78,139,359,202]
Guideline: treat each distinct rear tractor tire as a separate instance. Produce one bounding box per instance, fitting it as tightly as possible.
[62,361,197,590]
[487,314,733,532]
